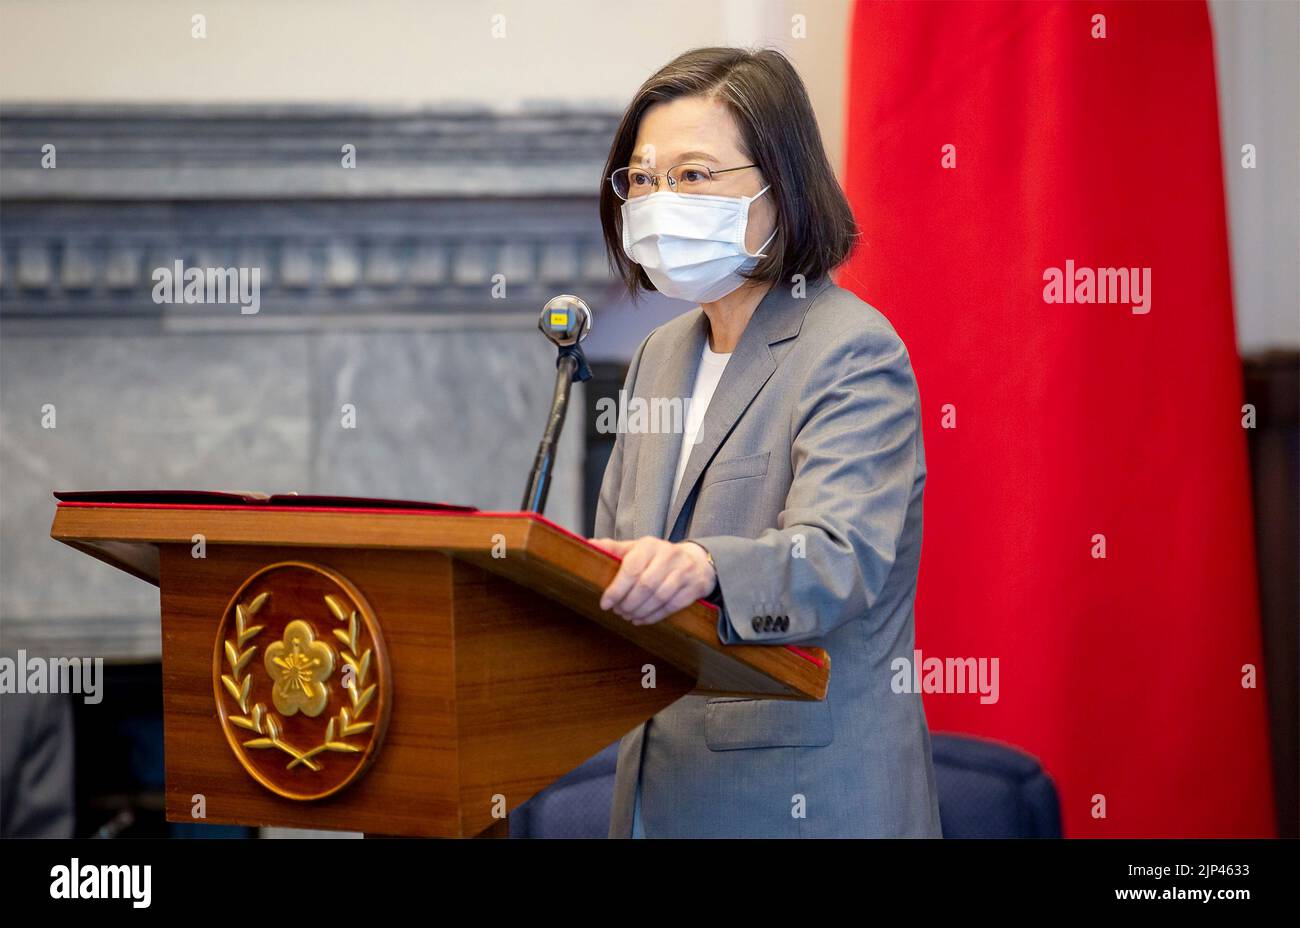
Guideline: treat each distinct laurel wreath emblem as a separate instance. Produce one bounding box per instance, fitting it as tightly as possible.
[220,590,376,772]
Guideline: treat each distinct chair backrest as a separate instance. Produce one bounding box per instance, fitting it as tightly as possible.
[931,733,1062,838]
[510,743,619,839]
[510,733,1061,838]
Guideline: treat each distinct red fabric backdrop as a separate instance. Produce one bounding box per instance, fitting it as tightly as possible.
[841,0,1274,836]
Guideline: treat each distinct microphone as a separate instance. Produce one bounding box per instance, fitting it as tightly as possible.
[521,295,593,513]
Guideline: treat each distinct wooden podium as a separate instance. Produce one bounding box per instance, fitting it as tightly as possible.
[50,494,829,837]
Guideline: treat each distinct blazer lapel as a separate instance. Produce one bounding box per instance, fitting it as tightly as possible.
[662,278,831,538]
[631,310,708,539]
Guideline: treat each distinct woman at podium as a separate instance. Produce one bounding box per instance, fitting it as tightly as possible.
[590,47,942,838]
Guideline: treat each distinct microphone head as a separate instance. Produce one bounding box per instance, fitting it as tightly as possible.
[538,295,592,347]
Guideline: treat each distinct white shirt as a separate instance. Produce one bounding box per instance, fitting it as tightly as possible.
[633,338,730,838]
[670,341,732,502]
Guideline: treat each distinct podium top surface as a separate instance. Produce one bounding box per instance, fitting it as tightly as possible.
[51,495,829,700]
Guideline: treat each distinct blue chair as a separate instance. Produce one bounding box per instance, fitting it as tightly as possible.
[510,733,1061,838]
[510,743,620,839]
[931,734,1061,837]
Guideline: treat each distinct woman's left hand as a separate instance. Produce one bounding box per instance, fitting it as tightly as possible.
[589,536,717,626]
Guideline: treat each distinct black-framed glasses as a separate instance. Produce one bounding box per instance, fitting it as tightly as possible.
[610,162,758,200]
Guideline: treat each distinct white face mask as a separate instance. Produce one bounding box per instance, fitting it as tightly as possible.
[621,186,778,304]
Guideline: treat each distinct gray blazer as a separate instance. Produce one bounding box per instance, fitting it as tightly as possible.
[595,276,942,838]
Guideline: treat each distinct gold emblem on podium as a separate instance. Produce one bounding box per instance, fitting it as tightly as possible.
[213,562,391,800]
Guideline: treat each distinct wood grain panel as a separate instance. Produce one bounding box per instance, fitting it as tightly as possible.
[160,544,462,836]
[450,560,693,836]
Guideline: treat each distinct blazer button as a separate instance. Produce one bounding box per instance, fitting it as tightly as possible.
[751,616,763,632]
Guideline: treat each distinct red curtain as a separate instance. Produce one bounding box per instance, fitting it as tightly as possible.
[841,0,1274,836]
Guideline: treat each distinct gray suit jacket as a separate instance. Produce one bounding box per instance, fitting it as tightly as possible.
[594,276,941,838]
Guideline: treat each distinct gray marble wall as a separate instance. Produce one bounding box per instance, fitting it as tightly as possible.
[0,106,609,659]
[0,326,585,658]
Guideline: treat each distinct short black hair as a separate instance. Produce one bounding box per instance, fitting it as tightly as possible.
[599,46,858,296]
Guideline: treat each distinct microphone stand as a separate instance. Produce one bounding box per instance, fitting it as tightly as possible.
[521,343,591,514]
